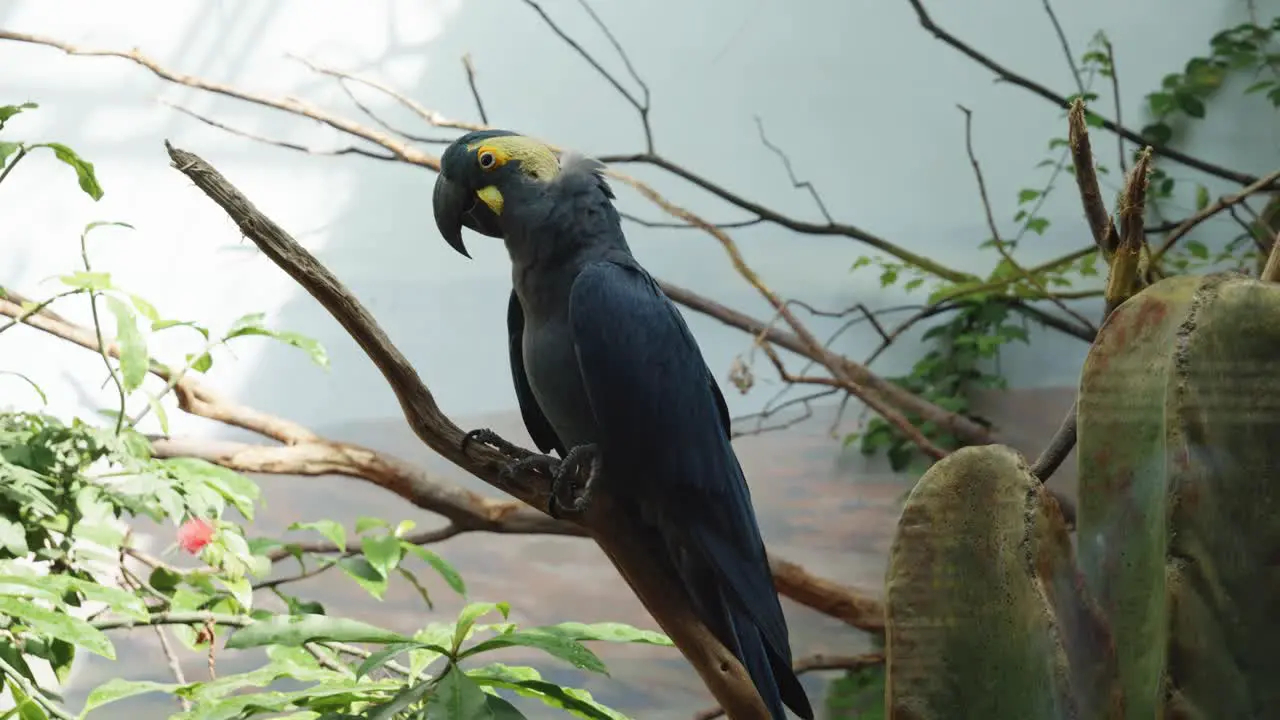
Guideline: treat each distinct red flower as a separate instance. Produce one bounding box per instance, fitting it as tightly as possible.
[177,518,215,554]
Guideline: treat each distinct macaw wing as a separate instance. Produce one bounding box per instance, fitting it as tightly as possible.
[566,259,795,665]
[507,289,565,456]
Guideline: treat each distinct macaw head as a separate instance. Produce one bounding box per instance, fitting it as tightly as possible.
[431,129,563,258]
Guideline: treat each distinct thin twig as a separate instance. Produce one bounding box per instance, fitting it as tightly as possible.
[460,53,488,124]
[1100,36,1127,174]
[165,102,397,160]
[567,0,654,151]
[753,116,833,223]
[519,0,653,150]
[0,289,81,335]
[1149,168,1280,264]
[618,212,763,230]
[1041,0,1085,97]
[79,228,127,434]
[758,343,948,461]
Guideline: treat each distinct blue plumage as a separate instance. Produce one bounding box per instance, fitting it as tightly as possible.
[435,131,814,719]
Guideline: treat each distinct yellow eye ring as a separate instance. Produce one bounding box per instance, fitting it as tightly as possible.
[478,149,498,170]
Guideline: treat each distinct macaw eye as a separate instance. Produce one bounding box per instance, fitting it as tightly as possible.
[478,150,497,170]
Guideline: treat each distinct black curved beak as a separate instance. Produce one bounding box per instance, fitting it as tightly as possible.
[433,173,506,259]
[433,173,474,258]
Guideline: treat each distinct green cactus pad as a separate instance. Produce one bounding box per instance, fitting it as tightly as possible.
[886,445,1119,719]
[1078,272,1280,718]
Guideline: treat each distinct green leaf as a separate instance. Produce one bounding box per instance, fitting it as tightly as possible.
[0,517,29,555]
[79,678,178,717]
[104,296,148,393]
[218,576,253,609]
[1185,239,1209,259]
[0,371,48,407]
[1195,184,1211,210]
[46,576,147,621]
[469,666,623,720]
[0,141,21,169]
[1141,122,1173,146]
[452,602,511,652]
[289,520,345,551]
[361,533,403,579]
[144,390,170,435]
[424,667,494,720]
[186,351,213,373]
[403,544,467,596]
[152,319,210,340]
[224,314,328,369]
[6,678,48,720]
[355,516,389,534]
[536,622,673,647]
[460,627,609,674]
[1016,188,1040,204]
[58,271,113,292]
[1175,92,1206,118]
[82,220,134,238]
[485,695,530,720]
[0,102,37,125]
[223,613,411,650]
[37,143,103,200]
[1244,79,1275,94]
[162,457,260,520]
[1024,217,1050,235]
[824,662,886,719]
[337,556,387,599]
[126,293,160,323]
[354,640,447,679]
[0,596,114,659]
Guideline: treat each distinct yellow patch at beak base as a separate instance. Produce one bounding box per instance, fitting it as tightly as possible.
[476,185,504,215]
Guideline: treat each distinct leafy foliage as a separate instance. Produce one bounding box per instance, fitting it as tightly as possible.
[847,16,1280,473]
[0,102,670,719]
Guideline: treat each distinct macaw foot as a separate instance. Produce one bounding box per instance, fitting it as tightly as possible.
[460,427,561,485]
[548,443,601,519]
[460,427,533,462]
